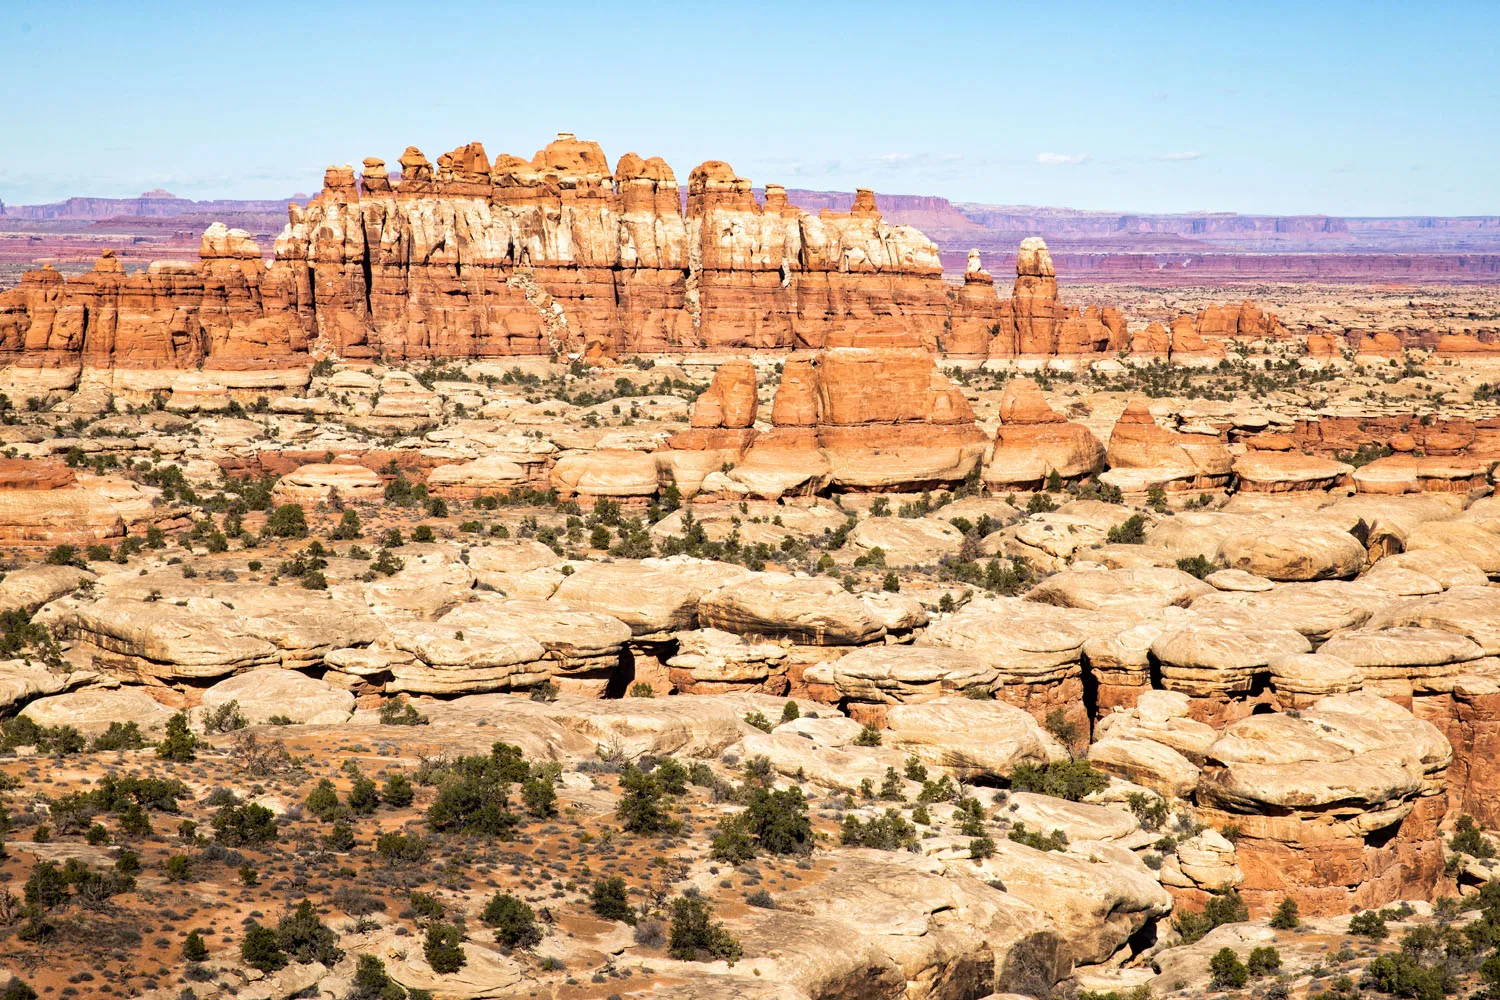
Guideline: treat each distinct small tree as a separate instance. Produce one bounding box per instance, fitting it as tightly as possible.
[521,774,557,818]
[617,766,677,835]
[266,503,308,538]
[241,921,286,972]
[182,929,210,961]
[1247,946,1281,977]
[331,509,363,540]
[668,895,741,964]
[1209,947,1248,990]
[155,712,197,762]
[0,979,37,1000]
[305,778,341,821]
[276,899,342,965]
[347,773,380,815]
[424,922,467,973]
[482,893,542,949]
[381,772,415,808]
[1268,896,1300,930]
[591,877,635,924]
[348,954,403,1000]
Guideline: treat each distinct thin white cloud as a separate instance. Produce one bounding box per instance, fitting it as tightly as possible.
[1036,152,1090,166]
[1155,151,1204,161]
[867,152,915,164]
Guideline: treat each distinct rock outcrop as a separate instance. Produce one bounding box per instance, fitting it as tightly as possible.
[713,347,990,495]
[985,379,1106,488]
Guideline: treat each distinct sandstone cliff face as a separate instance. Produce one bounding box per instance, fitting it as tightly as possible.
[0,137,1164,370]
[680,347,991,496]
[263,137,954,363]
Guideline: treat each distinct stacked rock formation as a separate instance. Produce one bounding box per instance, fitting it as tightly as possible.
[692,346,991,496]
[1103,400,1234,492]
[966,238,1129,357]
[985,378,1106,487]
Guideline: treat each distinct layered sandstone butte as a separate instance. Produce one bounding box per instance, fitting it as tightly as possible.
[0,134,971,370]
[690,346,990,496]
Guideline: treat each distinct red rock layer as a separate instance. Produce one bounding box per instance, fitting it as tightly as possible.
[0,137,1161,370]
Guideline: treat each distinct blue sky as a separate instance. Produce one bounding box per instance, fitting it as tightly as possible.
[2,0,1496,214]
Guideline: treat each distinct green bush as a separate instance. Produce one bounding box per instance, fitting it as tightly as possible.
[1008,822,1067,852]
[1174,886,1249,944]
[482,893,542,949]
[1449,815,1495,858]
[266,503,308,538]
[182,929,209,961]
[1247,945,1281,977]
[1269,896,1300,930]
[668,895,741,964]
[1349,909,1389,940]
[839,808,916,850]
[276,899,342,966]
[1008,759,1109,801]
[423,923,466,973]
[382,772,415,808]
[591,877,635,924]
[155,712,197,762]
[304,778,341,821]
[1209,947,1248,990]
[1105,514,1147,545]
[616,765,678,836]
[211,803,278,847]
[241,921,286,972]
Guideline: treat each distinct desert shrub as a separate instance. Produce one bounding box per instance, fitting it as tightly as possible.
[266,503,308,538]
[182,929,209,961]
[668,895,741,964]
[1007,822,1067,852]
[423,923,466,973]
[241,922,286,971]
[276,899,342,966]
[1008,759,1109,801]
[155,712,197,762]
[90,721,147,752]
[1350,909,1389,940]
[1106,514,1147,545]
[1450,815,1495,858]
[347,954,403,1000]
[853,725,882,747]
[379,696,428,726]
[1043,708,1078,746]
[1176,554,1218,579]
[204,699,247,734]
[1209,947,1248,990]
[617,765,678,836]
[347,773,380,815]
[305,778,341,821]
[1362,951,1454,1000]
[211,803,278,847]
[1269,896,1300,929]
[743,711,772,734]
[331,508,362,540]
[591,877,635,924]
[839,808,916,851]
[482,893,541,949]
[382,772,415,808]
[375,832,429,866]
[1174,886,1248,944]
[1247,946,1281,977]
